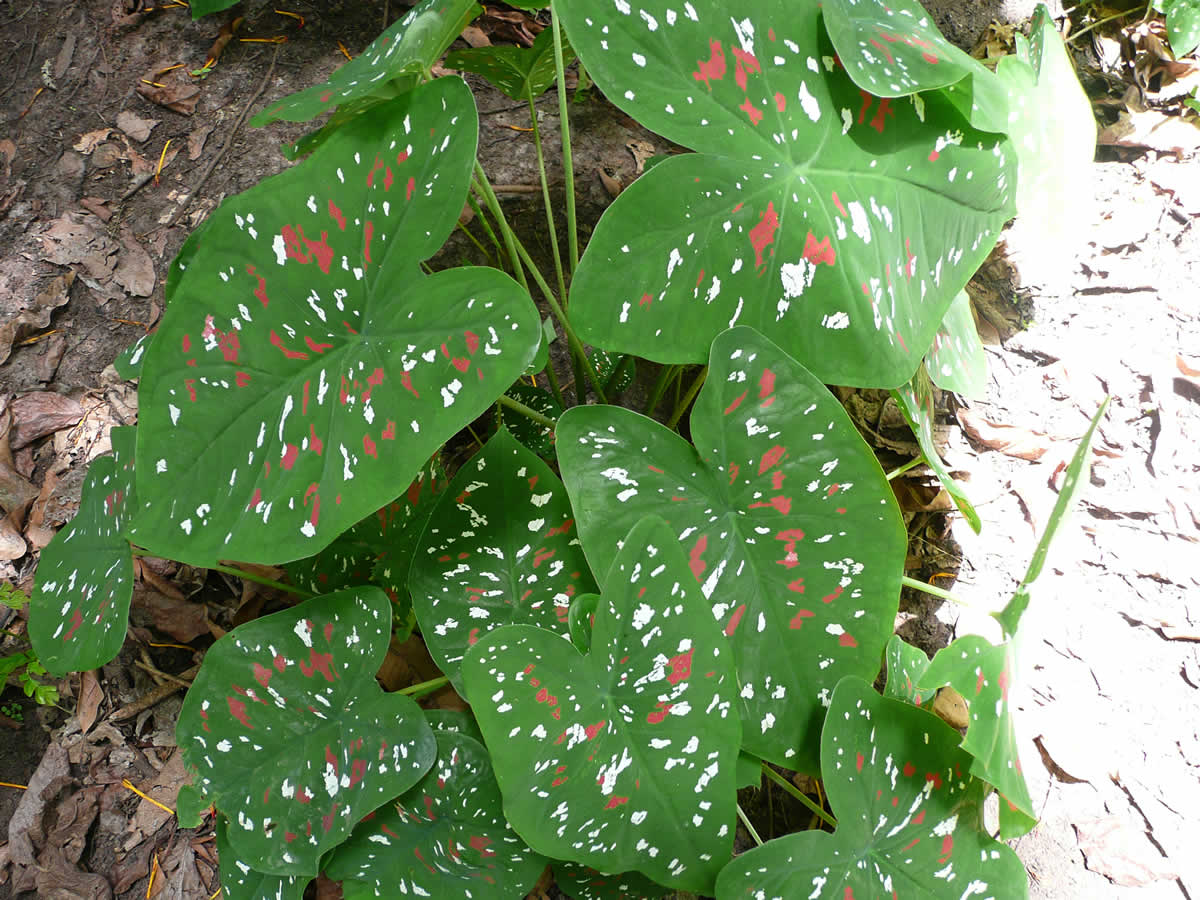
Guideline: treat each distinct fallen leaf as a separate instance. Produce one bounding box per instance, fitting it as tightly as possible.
[1074,814,1180,886]
[136,70,200,116]
[77,669,103,735]
[7,742,71,868]
[460,23,491,47]
[115,109,159,143]
[957,408,1059,461]
[132,585,210,644]
[125,751,190,845]
[79,197,113,222]
[113,228,155,297]
[9,391,84,449]
[625,138,656,174]
[0,407,39,512]
[38,212,120,282]
[72,129,114,154]
[931,686,969,729]
[186,124,214,160]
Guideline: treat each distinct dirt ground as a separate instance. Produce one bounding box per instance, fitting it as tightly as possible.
[1,0,1198,898]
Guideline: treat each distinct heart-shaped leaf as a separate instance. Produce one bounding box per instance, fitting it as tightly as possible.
[250,0,480,128]
[177,587,437,876]
[557,327,906,769]
[215,815,309,900]
[1165,0,1200,57]
[446,26,575,101]
[31,426,136,675]
[893,366,981,533]
[925,289,986,398]
[326,730,548,899]
[408,428,594,691]
[553,861,669,900]
[558,0,1015,387]
[714,677,1029,899]
[882,634,937,706]
[129,78,540,566]
[822,0,1010,132]
[462,516,741,893]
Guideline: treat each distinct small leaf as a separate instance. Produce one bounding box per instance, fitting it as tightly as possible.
[177,587,437,876]
[462,517,741,893]
[590,349,634,395]
[882,634,937,706]
[924,289,986,398]
[327,730,547,898]
[1164,0,1200,57]
[553,861,669,900]
[31,426,136,675]
[409,429,594,692]
[714,677,1029,899]
[503,381,563,460]
[446,27,575,101]
[216,815,309,900]
[567,592,600,654]
[175,783,208,829]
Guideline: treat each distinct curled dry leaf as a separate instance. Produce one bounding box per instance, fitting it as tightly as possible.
[0,270,74,368]
[957,407,1059,461]
[72,128,114,154]
[136,69,200,116]
[9,391,84,450]
[1074,814,1181,887]
[77,668,102,735]
[115,109,159,143]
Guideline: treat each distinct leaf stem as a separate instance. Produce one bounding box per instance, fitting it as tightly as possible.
[398,675,449,698]
[526,91,569,306]
[550,6,579,277]
[885,457,924,481]
[735,803,764,847]
[466,192,504,258]
[900,574,972,607]
[455,218,495,266]
[645,364,681,418]
[602,353,634,396]
[472,163,529,295]
[761,764,837,828]
[498,393,558,429]
[208,563,316,598]
[543,358,566,409]
[666,366,706,430]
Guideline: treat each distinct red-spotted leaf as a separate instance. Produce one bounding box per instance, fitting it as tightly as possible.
[286,455,446,594]
[445,26,575,101]
[408,428,594,692]
[893,366,981,533]
[714,677,1029,899]
[557,327,906,770]
[822,0,1011,132]
[553,862,669,900]
[177,587,437,876]
[925,289,986,398]
[558,0,1015,387]
[461,516,741,893]
[31,426,136,675]
[882,634,937,706]
[325,730,548,898]
[128,77,540,566]
[215,815,309,900]
[250,0,480,128]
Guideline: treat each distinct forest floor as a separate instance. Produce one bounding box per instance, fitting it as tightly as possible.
[0,0,1198,898]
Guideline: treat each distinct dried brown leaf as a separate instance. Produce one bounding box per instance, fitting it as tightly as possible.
[1075,814,1180,886]
[957,408,1058,461]
[77,669,103,735]
[9,392,84,450]
[115,109,159,144]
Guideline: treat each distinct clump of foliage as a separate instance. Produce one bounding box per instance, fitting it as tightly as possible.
[33,0,1100,896]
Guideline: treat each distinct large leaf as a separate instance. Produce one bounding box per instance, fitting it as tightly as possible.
[1165,0,1200,57]
[715,677,1029,899]
[326,730,548,898]
[557,327,905,769]
[250,0,481,127]
[31,427,136,675]
[177,587,437,876]
[408,428,594,692]
[129,78,540,566]
[553,862,669,900]
[215,816,309,900]
[461,517,741,893]
[558,0,1015,387]
[925,288,986,398]
[446,26,576,101]
[822,0,1011,132]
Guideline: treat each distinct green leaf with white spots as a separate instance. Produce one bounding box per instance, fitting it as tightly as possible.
[553,861,669,900]
[916,635,1036,839]
[925,288,986,398]
[446,26,575,101]
[424,708,486,747]
[502,381,563,460]
[325,730,548,899]
[882,634,936,706]
[408,428,594,692]
[558,0,1015,387]
[30,426,136,675]
[735,751,763,789]
[591,349,634,395]
[128,78,540,567]
[250,0,481,128]
[215,816,309,900]
[557,327,906,770]
[1164,0,1200,60]
[177,587,437,876]
[567,592,601,654]
[893,367,981,533]
[114,334,152,381]
[461,516,741,893]
[822,0,1011,132]
[714,677,1029,900]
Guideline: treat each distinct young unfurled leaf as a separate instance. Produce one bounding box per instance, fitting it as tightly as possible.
[558,0,1015,387]
[567,592,600,654]
[714,677,1028,899]
[557,327,905,770]
[446,26,575,101]
[408,429,593,691]
[129,78,540,567]
[31,426,136,675]
[215,815,309,900]
[326,730,548,898]
[893,366,982,533]
[924,289,987,399]
[177,587,437,876]
[882,634,937,706]
[462,517,741,893]
[822,0,1010,132]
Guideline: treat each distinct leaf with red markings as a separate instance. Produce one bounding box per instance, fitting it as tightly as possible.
[250,0,480,129]
[325,730,548,899]
[553,861,669,900]
[893,365,981,533]
[714,677,1028,899]
[557,0,1015,387]
[461,517,741,893]
[128,77,540,567]
[923,289,986,398]
[31,426,136,675]
[822,0,1011,132]
[882,634,937,707]
[215,815,309,900]
[408,428,594,692]
[557,327,905,771]
[177,587,437,876]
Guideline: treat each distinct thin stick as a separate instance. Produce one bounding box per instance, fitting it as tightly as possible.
[761,764,838,827]
[134,659,194,689]
[736,803,764,846]
[550,7,579,277]
[110,664,201,722]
